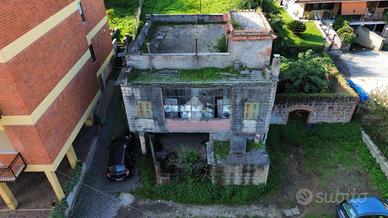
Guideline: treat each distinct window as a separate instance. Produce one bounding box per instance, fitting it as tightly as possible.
[89,45,96,63]
[307,3,335,11]
[244,102,259,120]
[162,88,231,120]
[378,1,388,8]
[136,101,153,118]
[322,3,335,10]
[77,2,86,22]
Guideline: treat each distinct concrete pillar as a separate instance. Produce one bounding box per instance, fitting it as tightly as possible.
[0,183,18,210]
[139,132,146,154]
[66,145,78,169]
[44,171,65,200]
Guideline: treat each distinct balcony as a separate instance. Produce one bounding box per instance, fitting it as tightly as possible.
[0,153,26,182]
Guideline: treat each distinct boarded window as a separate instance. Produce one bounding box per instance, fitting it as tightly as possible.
[136,101,153,118]
[244,102,259,120]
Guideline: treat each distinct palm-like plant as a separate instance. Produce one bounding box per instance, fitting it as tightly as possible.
[280,50,332,93]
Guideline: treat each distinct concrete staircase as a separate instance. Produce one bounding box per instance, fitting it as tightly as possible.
[317,21,342,52]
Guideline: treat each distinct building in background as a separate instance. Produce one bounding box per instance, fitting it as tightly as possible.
[283,0,388,38]
[0,0,112,209]
[119,11,280,186]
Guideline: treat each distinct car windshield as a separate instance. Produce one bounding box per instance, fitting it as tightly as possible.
[114,164,126,172]
[342,202,357,218]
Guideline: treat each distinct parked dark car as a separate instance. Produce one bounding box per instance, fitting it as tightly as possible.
[337,196,388,218]
[106,135,133,181]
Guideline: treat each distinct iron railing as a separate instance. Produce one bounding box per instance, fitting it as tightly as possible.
[0,153,26,182]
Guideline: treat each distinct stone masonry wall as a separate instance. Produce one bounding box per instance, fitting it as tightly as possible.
[271,95,358,124]
[211,164,269,185]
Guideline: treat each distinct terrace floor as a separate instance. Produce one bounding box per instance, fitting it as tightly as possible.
[148,23,226,53]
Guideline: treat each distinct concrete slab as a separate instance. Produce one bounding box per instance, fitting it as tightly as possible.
[334,51,388,93]
[148,23,225,53]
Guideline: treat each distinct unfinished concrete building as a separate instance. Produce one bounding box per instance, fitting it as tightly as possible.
[119,10,280,185]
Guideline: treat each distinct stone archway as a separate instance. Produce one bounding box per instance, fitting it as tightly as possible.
[286,105,314,124]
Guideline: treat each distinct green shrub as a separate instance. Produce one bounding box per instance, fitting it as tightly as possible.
[288,20,306,35]
[49,200,67,218]
[239,0,280,14]
[247,141,264,151]
[214,34,228,52]
[337,21,357,46]
[213,141,230,160]
[279,50,332,93]
[333,15,345,30]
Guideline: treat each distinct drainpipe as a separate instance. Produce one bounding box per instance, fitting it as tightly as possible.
[146,42,153,69]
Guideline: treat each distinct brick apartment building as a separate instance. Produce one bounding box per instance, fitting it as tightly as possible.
[0,0,112,209]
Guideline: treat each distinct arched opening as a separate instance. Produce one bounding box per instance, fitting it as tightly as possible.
[288,110,310,123]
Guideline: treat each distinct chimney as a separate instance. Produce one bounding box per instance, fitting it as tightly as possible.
[271,54,281,78]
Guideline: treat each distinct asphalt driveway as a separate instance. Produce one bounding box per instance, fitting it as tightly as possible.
[334,51,388,93]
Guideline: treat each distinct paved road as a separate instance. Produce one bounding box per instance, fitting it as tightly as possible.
[334,51,388,93]
[70,86,139,218]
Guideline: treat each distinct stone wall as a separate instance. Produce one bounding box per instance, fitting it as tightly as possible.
[127,52,231,70]
[211,164,269,185]
[151,14,224,23]
[271,95,358,124]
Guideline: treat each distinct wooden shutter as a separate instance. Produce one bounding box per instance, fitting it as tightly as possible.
[244,102,259,120]
[137,101,153,118]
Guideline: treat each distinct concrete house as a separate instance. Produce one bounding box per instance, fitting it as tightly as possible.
[119,10,281,185]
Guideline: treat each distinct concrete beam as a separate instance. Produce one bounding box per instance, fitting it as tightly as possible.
[139,132,146,154]
[44,171,65,200]
[66,145,78,169]
[0,183,18,210]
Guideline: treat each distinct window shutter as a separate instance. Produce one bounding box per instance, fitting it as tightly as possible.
[244,102,259,120]
[137,101,153,118]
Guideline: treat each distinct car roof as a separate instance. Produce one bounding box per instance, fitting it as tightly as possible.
[108,136,131,166]
[349,197,388,216]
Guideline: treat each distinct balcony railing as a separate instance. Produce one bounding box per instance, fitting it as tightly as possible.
[0,153,26,182]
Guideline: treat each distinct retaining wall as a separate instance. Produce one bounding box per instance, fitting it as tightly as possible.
[362,130,388,178]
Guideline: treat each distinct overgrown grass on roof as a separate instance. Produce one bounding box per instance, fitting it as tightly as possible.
[129,67,241,83]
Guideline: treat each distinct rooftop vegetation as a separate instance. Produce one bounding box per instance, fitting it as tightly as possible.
[127,67,262,84]
[213,140,230,160]
[278,50,356,97]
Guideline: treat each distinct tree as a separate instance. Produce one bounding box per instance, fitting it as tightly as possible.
[288,20,306,35]
[337,21,357,46]
[279,50,332,93]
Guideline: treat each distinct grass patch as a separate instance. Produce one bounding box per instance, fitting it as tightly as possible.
[246,140,264,152]
[129,67,241,83]
[267,121,388,199]
[142,0,242,14]
[213,140,230,160]
[279,10,324,47]
[106,0,140,41]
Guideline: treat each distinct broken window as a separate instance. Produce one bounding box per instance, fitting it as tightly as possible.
[162,88,231,120]
[136,101,153,118]
[244,102,259,120]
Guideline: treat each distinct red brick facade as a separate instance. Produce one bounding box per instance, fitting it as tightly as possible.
[0,1,112,165]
